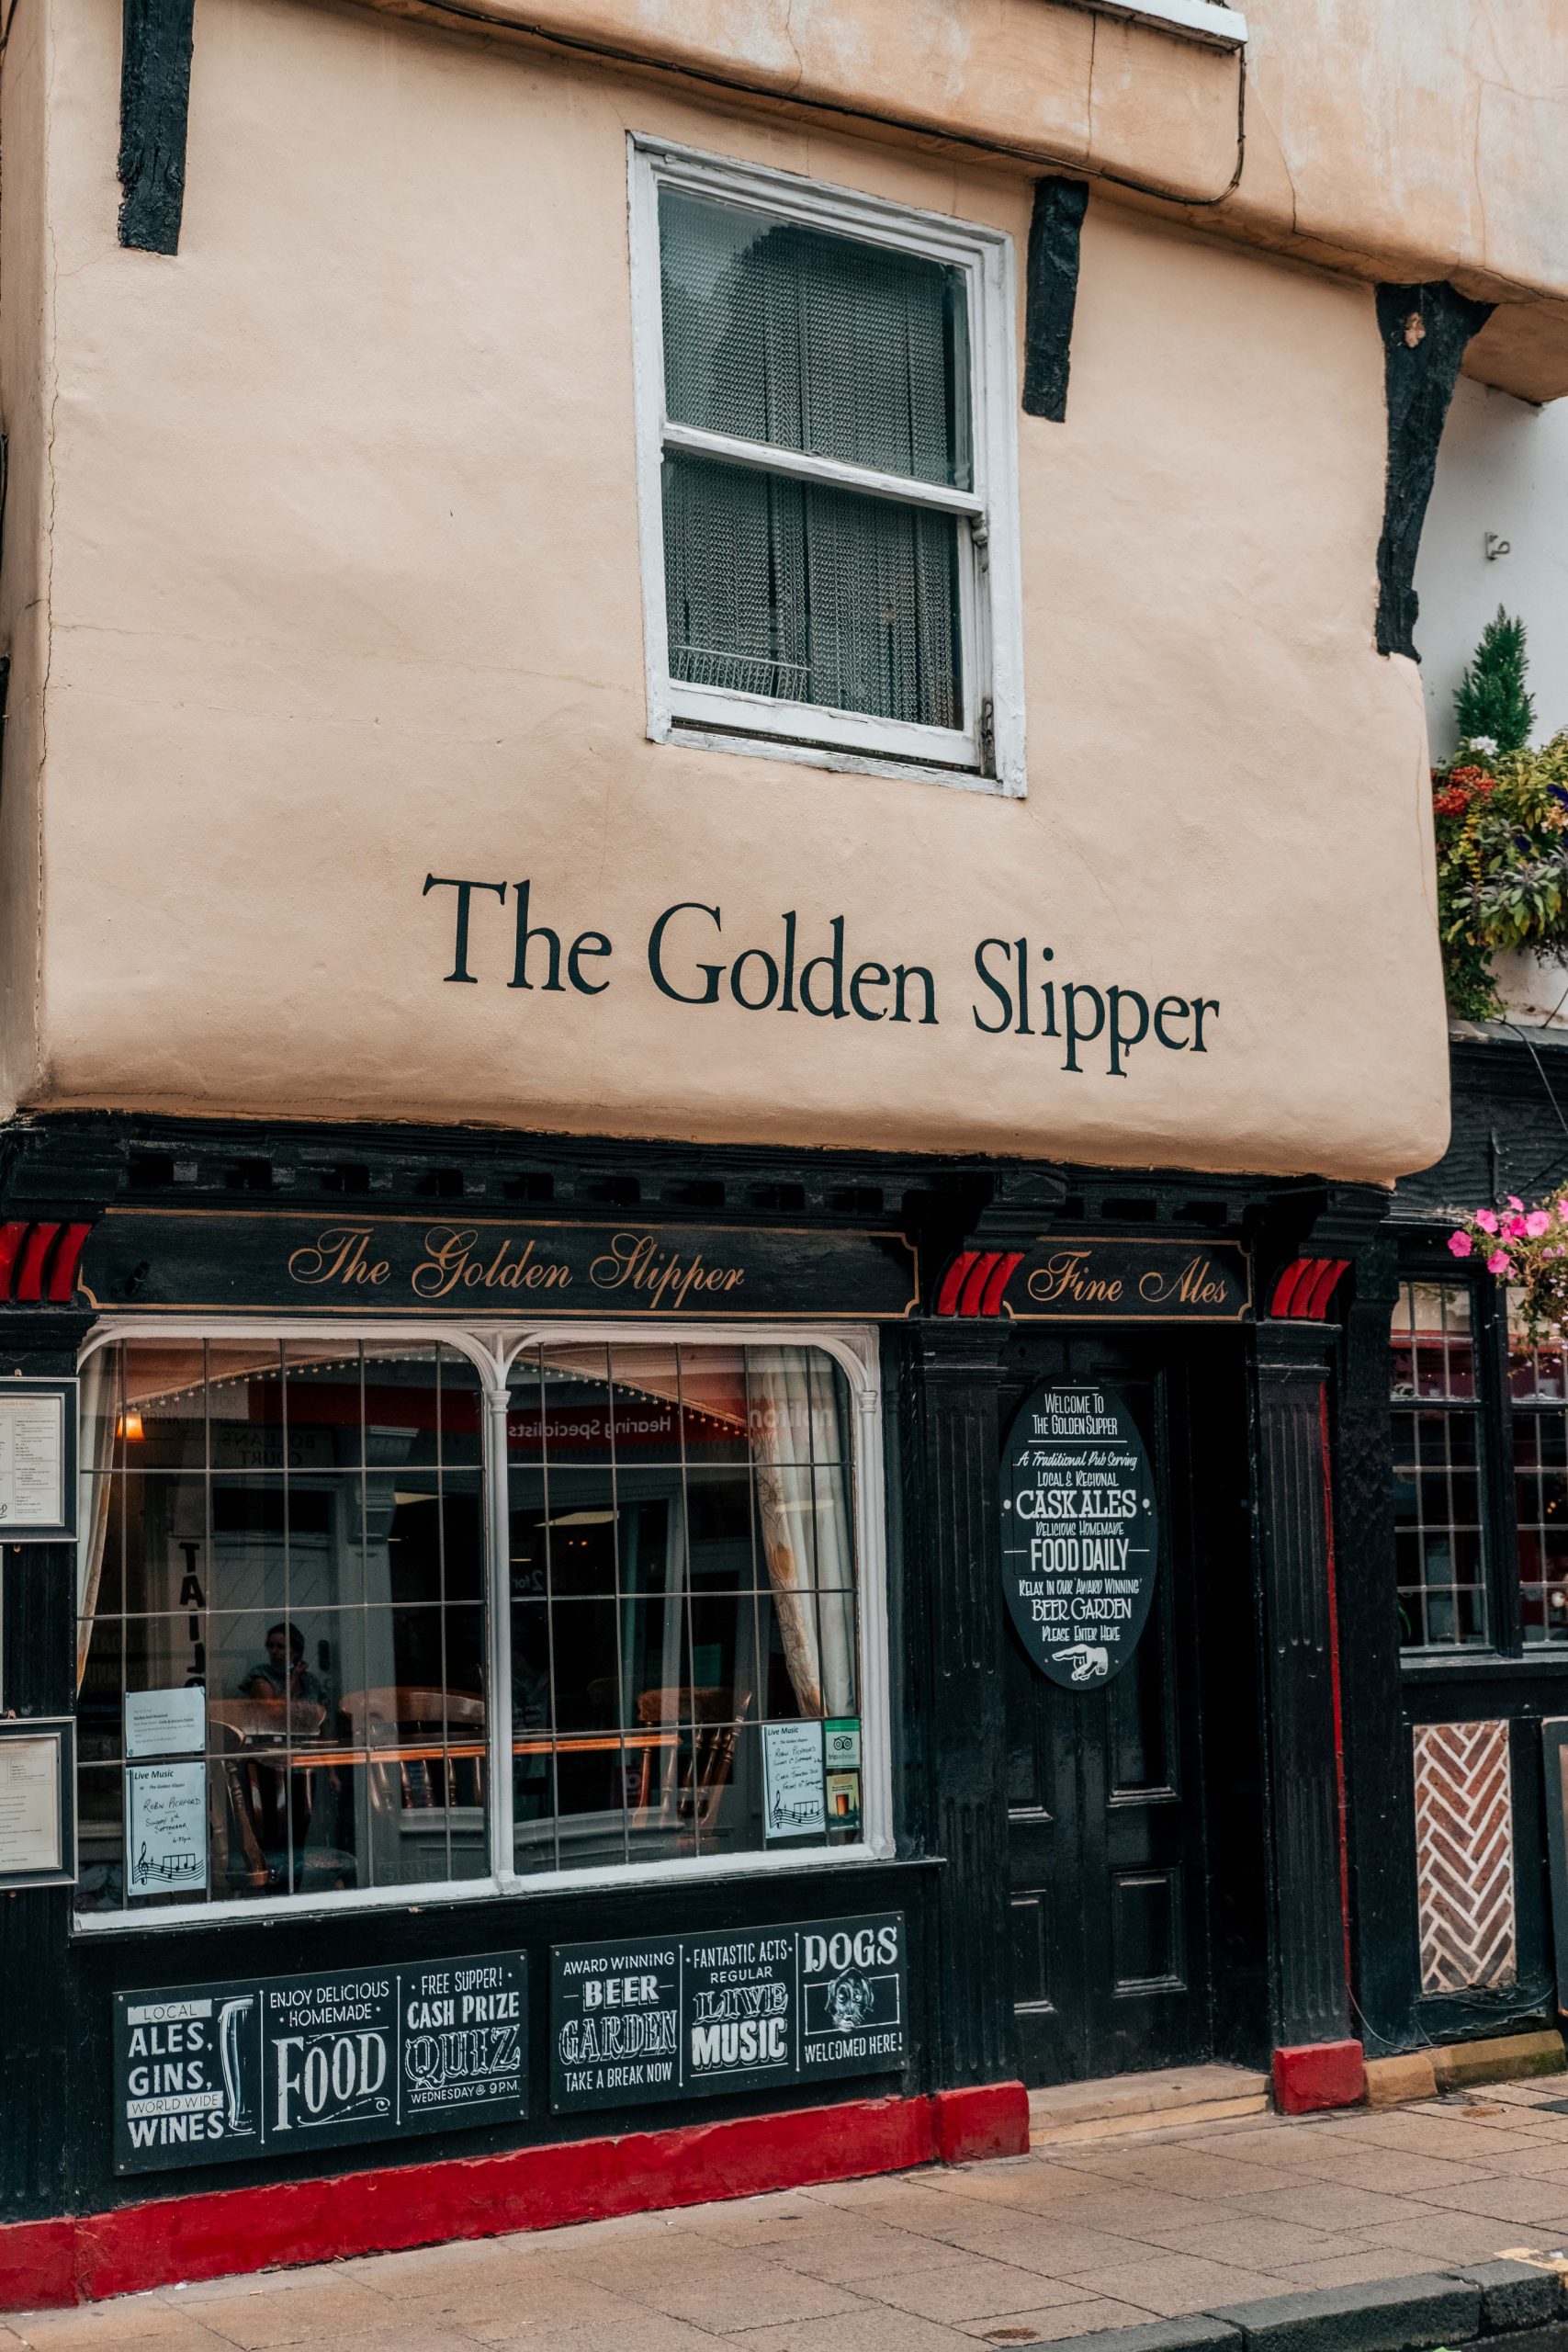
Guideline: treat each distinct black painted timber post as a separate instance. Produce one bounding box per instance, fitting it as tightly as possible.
[0,1331,83,2225]
[1331,1223,1417,2055]
[118,0,197,254]
[901,1321,1015,2090]
[1254,1317,1353,2052]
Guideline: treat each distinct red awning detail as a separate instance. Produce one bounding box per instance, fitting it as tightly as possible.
[957,1251,1002,1317]
[0,1217,98,1303]
[980,1251,1023,1317]
[48,1223,96,1304]
[935,1252,976,1317]
[0,1223,27,1298]
[935,1249,1025,1317]
[15,1222,61,1304]
[1269,1256,1349,1321]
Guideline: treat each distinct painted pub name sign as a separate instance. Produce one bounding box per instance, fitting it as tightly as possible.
[78,1214,919,1319]
[1000,1385,1159,1689]
[550,1912,907,2113]
[112,1951,526,2174]
[1009,1238,1249,1322]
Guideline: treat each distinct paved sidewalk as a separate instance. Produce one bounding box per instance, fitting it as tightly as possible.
[14,2078,1568,2352]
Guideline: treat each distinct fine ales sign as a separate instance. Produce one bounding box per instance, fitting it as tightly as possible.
[112,1951,526,2174]
[1000,1384,1159,1689]
[78,1212,919,1319]
[1008,1238,1250,1323]
[549,1912,907,2114]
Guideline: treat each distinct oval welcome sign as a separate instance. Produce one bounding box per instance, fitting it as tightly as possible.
[1000,1382,1159,1688]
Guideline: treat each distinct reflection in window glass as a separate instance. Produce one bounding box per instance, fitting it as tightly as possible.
[1508,1292,1568,1645]
[74,1340,488,1916]
[506,1342,860,1876]
[1390,1283,1489,1650]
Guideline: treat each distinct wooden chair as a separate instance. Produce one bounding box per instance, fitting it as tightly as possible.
[207,1721,272,1896]
[206,1700,355,1893]
[339,1687,487,1815]
[633,1685,749,1826]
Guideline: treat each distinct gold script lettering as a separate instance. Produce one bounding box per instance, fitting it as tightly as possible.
[412,1227,571,1300]
[288,1227,390,1288]
[1138,1254,1230,1309]
[589,1232,745,1312]
[1025,1250,1123,1307]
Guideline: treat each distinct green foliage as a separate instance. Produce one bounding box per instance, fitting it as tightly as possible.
[1432,734,1568,1019]
[1454,605,1535,754]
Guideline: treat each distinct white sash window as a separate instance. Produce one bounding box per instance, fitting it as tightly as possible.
[630,138,1025,795]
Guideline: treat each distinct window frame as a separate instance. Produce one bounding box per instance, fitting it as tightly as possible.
[628,133,1027,797]
[1390,1274,1496,1656]
[72,1317,893,1935]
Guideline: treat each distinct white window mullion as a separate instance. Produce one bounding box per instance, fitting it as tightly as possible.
[660,420,985,519]
[483,1365,515,1886]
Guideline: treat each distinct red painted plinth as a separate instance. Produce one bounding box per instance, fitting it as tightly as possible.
[0,2082,1030,2312]
[932,2081,1031,2164]
[1272,2039,1366,2115]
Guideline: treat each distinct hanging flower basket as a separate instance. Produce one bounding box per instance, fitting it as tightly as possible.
[1449,1195,1568,1340]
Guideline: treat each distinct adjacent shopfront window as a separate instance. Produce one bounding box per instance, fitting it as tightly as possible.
[1391,1277,1568,1653]
[1391,1282,1488,1650]
[630,137,1025,792]
[73,1329,879,1924]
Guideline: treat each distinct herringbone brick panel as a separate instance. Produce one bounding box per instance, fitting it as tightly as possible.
[1413,1718,1516,1994]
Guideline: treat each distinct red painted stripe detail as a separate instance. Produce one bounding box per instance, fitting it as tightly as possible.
[957,1252,1001,1318]
[46,1223,94,1306]
[15,1223,60,1304]
[1269,1260,1312,1318]
[1302,1258,1348,1321]
[0,2086,1030,2312]
[979,1251,1023,1317]
[0,1224,27,1302]
[935,1253,976,1317]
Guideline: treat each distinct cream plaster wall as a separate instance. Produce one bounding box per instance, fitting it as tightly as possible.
[2,0,1450,1180]
[342,0,1568,398]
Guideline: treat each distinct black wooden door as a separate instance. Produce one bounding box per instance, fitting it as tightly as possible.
[1005,1329,1223,2085]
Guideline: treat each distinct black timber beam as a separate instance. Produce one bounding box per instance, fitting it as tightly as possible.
[1374,281,1493,661]
[118,0,197,255]
[1022,177,1089,423]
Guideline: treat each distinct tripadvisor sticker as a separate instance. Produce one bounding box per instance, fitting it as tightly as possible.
[824,1719,862,1835]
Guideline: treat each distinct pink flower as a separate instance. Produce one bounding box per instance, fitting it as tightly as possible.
[1488,1250,1512,1275]
[1476,1209,1499,1233]
[1509,1196,1525,1212]
[1506,1216,1528,1238]
[1527,1210,1552,1238]
[1449,1231,1473,1257]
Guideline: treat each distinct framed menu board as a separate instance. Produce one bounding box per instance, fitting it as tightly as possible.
[0,1717,75,1888]
[0,1378,77,1541]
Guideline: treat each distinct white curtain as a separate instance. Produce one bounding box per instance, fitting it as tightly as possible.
[75,1348,118,1690]
[749,1349,856,1720]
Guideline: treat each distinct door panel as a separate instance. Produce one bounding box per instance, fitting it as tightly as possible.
[1005,1329,1221,2085]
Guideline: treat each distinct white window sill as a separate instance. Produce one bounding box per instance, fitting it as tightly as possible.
[660,719,1021,799]
[1069,0,1247,51]
[70,1838,896,1935]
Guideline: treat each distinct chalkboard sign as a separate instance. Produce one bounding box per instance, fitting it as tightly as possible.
[551,1912,906,2113]
[113,1951,525,2174]
[1000,1383,1158,1689]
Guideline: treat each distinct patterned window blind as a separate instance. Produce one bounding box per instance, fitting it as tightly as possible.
[658,189,970,734]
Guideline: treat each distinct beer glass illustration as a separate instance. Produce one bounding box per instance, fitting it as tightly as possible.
[217,1996,255,2133]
